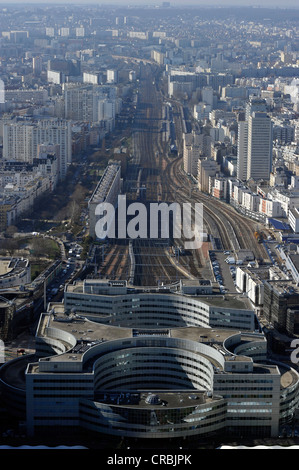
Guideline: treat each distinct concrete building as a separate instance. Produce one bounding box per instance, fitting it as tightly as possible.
[83,72,102,85]
[209,175,227,200]
[63,84,98,122]
[106,69,118,84]
[183,131,202,176]
[47,70,64,85]
[63,279,255,331]
[238,98,273,182]
[4,89,48,105]
[197,159,220,193]
[269,188,299,218]
[3,119,72,180]
[0,257,31,289]
[259,198,284,218]
[1,279,298,440]
[237,120,248,181]
[247,112,273,181]
[242,190,260,213]
[0,196,17,231]
[289,207,299,233]
[235,266,267,307]
[151,50,165,65]
[194,102,212,121]
[88,162,121,239]
[263,280,299,333]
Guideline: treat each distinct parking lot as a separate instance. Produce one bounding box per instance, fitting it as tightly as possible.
[210,251,238,294]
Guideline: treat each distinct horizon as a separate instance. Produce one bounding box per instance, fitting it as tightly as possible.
[0,0,299,8]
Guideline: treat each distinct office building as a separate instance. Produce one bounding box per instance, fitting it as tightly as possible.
[237,99,272,182]
[247,112,273,181]
[263,280,299,333]
[1,279,298,439]
[237,120,248,181]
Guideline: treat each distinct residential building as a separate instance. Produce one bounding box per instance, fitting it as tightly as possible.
[198,159,220,193]
[183,131,202,177]
[3,119,72,180]
[289,207,299,233]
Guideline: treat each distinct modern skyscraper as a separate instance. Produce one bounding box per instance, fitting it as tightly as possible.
[247,112,273,181]
[237,120,248,181]
[237,98,272,181]
[245,97,267,120]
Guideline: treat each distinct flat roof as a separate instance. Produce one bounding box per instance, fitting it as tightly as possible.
[1,311,294,392]
[94,390,221,409]
[65,281,253,310]
[266,279,299,296]
[201,294,253,310]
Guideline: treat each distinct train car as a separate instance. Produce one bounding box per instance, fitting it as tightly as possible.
[254,231,262,243]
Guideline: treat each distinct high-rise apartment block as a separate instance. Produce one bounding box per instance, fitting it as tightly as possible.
[3,119,72,180]
[62,84,120,128]
[64,84,98,122]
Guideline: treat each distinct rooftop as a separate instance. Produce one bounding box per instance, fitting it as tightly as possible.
[266,279,299,296]
[93,390,220,409]
[88,162,120,205]
[1,310,291,394]
[65,280,252,310]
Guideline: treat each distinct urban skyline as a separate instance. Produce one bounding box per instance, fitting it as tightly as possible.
[0,0,299,456]
[0,1,298,6]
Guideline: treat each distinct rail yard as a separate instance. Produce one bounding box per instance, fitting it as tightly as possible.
[96,62,270,286]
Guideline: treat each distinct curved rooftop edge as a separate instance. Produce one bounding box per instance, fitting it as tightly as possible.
[1,296,299,439]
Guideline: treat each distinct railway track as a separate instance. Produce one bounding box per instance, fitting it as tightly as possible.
[98,61,269,285]
[97,244,130,281]
[162,153,269,261]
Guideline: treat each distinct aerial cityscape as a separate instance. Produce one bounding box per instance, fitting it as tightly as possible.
[0,0,299,454]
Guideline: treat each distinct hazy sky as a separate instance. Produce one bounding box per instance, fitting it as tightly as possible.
[0,0,298,6]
